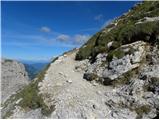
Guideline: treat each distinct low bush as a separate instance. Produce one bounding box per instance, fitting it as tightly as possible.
[135,105,151,118]
[107,48,125,62]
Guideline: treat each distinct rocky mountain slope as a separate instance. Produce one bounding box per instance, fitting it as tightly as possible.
[1,1,159,119]
[1,59,29,104]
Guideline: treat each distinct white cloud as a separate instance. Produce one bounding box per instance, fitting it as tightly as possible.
[101,19,113,29]
[56,34,70,42]
[94,14,103,21]
[74,34,90,44]
[56,34,90,45]
[40,26,51,33]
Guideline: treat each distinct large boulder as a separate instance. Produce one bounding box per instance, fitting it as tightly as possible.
[102,41,147,81]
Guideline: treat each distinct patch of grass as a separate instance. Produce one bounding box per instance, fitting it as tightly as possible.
[111,68,139,87]
[126,47,137,55]
[75,32,101,60]
[107,48,125,62]
[18,81,43,109]
[16,58,57,116]
[109,41,121,51]
[3,110,13,119]
[5,59,13,63]
[135,105,151,119]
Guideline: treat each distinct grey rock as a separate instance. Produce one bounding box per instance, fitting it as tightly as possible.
[1,59,29,104]
[9,106,43,119]
[83,73,97,81]
[103,41,146,80]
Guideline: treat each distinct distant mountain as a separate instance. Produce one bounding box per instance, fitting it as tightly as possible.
[19,59,50,64]
[24,62,48,80]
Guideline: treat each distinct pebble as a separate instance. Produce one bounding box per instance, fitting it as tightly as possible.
[58,72,63,75]
[96,91,102,95]
[92,82,98,86]
[66,80,72,83]
[15,98,22,104]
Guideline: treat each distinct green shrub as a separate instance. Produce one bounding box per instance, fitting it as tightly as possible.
[5,59,13,63]
[3,111,13,119]
[126,47,137,55]
[109,41,121,51]
[75,32,101,60]
[16,58,58,116]
[111,69,137,87]
[107,48,125,62]
[135,105,151,118]
[91,46,106,59]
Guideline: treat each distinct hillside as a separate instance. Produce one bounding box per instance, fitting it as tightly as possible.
[1,1,159,119]
[76,1,158,61]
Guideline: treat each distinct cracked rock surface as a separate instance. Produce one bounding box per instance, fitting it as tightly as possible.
[1,59,29,104]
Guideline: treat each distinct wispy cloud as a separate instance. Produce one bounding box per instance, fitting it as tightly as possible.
[94,14,104,21]
[56,34,70,42]
[74,34,90,44]
[40,26,51,33]
[55,33,91,45]
[3,24,91,51]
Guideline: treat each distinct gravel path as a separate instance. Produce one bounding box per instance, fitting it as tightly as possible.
[39,50,114,118]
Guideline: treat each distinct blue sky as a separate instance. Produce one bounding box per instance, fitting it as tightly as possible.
[1,1,138,61]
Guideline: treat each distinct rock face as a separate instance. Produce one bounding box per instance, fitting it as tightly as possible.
[1,1,159,119]
[1,59,29,103]
[103,41,146,80]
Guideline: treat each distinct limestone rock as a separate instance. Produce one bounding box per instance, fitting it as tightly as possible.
[1,59,29,104]
[103,41,146,80]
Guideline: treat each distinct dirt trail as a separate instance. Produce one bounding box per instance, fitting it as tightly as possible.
[39,50,114,118]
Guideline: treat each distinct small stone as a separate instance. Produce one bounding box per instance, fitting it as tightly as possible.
[112,89,117,92]
[92,82,98,86]
[16,98,22,104]
[66,80,72,83]
[93,105,96,109]
[96,91,102,95]
[63,54,67,57]
[58,72,63,75]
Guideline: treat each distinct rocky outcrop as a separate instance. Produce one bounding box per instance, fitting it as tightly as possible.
[1,59,29,103]
[82,41,158,118]
[103,41,146,81]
